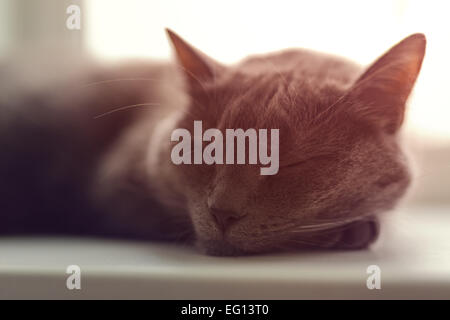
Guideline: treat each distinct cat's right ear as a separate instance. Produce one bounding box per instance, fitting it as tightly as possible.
[166,29,222,88]
[345,33,426,133]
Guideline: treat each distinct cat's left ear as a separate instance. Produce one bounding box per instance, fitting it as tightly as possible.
[166,28,223,88]
[346,33,426,133]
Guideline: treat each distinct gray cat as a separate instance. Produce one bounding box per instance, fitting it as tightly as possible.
[0,30,425,255]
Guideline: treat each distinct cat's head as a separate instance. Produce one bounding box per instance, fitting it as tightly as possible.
[166,30,425,255]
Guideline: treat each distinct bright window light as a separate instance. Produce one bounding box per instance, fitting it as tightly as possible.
[85,0,450,141]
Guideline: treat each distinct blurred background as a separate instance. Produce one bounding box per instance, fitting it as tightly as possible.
[0,0,449,205]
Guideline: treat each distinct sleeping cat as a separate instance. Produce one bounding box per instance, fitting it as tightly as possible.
[0,30,425,255]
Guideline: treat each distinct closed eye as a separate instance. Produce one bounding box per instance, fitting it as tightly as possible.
[280,155,334,169]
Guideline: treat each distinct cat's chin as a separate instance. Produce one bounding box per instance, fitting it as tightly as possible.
[196,218,380,256]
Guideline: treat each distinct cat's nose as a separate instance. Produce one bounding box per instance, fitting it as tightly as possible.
[209,207,243,232]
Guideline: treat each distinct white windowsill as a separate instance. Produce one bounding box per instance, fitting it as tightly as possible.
[1,206,449,299]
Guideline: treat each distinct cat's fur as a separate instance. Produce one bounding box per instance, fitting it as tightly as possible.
[0,31,425,255]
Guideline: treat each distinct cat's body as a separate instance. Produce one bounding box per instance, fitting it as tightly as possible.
[0,31,425,255]
[0,57,186,239]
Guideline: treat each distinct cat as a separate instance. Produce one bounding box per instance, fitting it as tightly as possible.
[0,30,426,256]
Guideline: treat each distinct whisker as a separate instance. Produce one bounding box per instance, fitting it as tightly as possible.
[283,238,329,248]
[93,103,160,119]
[82,78,161,88]
[268,213,374,235]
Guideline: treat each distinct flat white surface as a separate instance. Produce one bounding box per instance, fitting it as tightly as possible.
[1,206,450,299]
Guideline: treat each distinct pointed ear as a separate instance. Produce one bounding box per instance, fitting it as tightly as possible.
[166,28,222,87]
[346,33,426,133]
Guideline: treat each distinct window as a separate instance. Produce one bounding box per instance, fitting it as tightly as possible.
[85,0,450,144]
